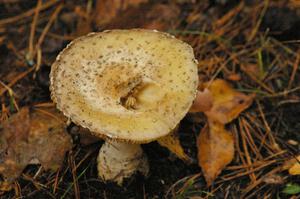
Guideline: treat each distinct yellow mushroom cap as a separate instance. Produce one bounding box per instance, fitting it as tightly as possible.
[50,29,198,143]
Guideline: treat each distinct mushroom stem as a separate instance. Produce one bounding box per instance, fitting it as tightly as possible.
[97,140,149,185]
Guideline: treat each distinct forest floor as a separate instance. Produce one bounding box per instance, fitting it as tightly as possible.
[0,0,300,198]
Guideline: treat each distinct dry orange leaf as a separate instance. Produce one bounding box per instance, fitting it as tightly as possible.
[0,107,72,182]
[195,79,253,185]
[287,156,300,175]
[204,79,254,124]
[157,128,192,163]
[197,121,234,186]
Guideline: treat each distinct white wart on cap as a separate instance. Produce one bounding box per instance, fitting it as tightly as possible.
[50,29,198,143]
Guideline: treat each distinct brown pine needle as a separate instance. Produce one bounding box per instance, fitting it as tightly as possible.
[69,153,80,199]
[28,0,42,58]
[247,0,269,42]
[0,0,59,27]
[53,168,61,194]
[35,3,63,51]
[288,51,300,89]
[0,66,35,97]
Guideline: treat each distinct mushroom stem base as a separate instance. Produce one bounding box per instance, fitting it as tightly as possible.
[97,141,149,185]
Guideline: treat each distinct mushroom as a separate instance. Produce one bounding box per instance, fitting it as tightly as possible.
[50,29,198,184]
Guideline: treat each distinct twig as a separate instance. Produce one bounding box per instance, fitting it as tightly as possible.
[28,0,42,59]
[0,81,19,111]
[69,153,80,199]
[239,118,257,183]
[242,167,282,196]
[0,0,59,26]
[214,2,244,28]
[288,51,300,89]
[33,102,54,108]
[247,0,269,42]
[0,66,35,96]
[60,165,89,199]
[35,29,77,41]
[34,108,65,124]
[52,168,60,194]
[217,160,276,183]
[33,3,63,73]
[35,3,63,51]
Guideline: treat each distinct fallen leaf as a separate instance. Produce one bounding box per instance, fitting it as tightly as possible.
[226,73,241,82]
[0,181,13,193]
[93,0,147,27]
[283,155,300,176]
[143,4,180,30]
[157,127,192,163]
[204,79,254,124]
[282,183,300,195]
[189,88,213,113]
[289,162,300,175]
[101,3,180,31]
[197,121,234,186]
[194,79,253,186]
[0,107,72,182]
[262,174,284,184]
[289,0,300,8]
[287,139,298,146]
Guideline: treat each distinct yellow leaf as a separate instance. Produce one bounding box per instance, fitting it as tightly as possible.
[157,128,192,163]
[197,120,234,186]
[204,79,254,124]
[288,156,300,175]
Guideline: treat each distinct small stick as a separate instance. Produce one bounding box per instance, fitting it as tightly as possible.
[33,3,63,73]
[0,81,19,111]
[0,0,59,27]
[242,167,282,196]
[288,51,300,89]
[28,0,42,59]
[0,66,35,97]
[52,168,60,194]
[256,101,279,152]
[239,119,257,182]
[69,153,80,199]
[247,0,269,42]
[218,160,276,183]
[242,118,262,160]
[35,4,63,52]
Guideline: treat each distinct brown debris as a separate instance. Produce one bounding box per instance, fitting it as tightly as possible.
[157,127,192,163]
[262,174,284,185]
[0,107,72,182]
[204,79,255,124]
[197,122,234,186]
[194,79,254,185]
[101,3,180,31]
[93,0,147,27]
[189,88,213,113]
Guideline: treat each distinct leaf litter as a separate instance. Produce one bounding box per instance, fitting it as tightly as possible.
[197,122,234,186]
[0,0,299,198]
[0,107,72,184]
[157,127,192,164]
[195,79,254,185]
